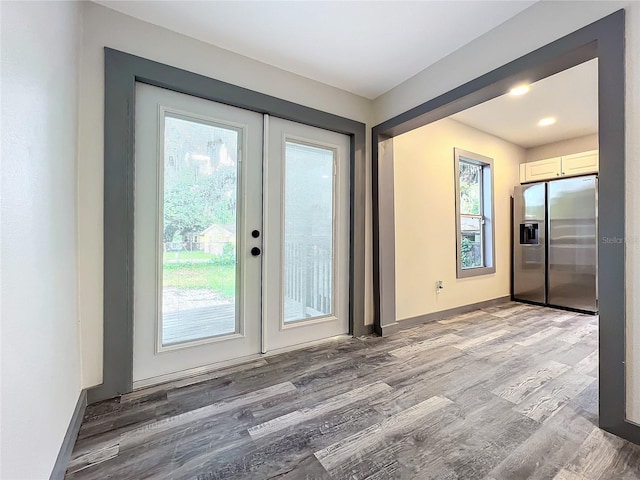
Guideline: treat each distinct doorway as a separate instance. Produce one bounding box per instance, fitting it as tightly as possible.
[371,11,638,444]
[133,84,350,386]
[94,49,366,402]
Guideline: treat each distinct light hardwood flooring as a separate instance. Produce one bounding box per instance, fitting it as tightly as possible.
[66,302,640,479]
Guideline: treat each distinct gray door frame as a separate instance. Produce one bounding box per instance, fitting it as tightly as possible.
[91,48,367,403]
[372,10,639,444]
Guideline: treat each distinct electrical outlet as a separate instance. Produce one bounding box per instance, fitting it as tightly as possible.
[436,280,444,293]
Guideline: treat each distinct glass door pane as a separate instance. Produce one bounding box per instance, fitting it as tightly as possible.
[460,216,483,269]
[283,142,335,323]
[161,114,239,346]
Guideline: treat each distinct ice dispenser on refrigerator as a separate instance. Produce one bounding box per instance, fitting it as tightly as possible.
[520,223,539,245]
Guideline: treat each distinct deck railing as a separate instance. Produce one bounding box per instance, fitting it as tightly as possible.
[284,236,332,318]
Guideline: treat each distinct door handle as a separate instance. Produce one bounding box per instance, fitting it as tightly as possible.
[251,247,261,256]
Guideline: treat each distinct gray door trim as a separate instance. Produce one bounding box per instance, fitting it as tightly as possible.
[91,48,366,403]
[372,10,639,444]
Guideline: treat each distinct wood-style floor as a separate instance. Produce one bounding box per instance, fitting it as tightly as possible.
[66,302,640,479]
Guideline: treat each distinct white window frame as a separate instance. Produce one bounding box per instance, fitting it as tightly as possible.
[454,148,496,278]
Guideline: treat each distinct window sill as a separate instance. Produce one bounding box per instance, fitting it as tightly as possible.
[456,265,496,279]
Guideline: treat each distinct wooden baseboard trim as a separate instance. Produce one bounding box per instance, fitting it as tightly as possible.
[380,322,400,336]
[50,389,86,480]
[394,296,512,332]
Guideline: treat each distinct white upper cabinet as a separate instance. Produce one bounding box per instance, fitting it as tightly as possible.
[524,156,562,182]
[561,150,599,176]
[521,150,598,183]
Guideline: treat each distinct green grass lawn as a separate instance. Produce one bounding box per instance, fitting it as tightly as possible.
[163,263,236,298]
[163,250,218,262]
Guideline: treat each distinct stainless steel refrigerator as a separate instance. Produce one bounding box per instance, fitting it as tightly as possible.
[513,175,597,313]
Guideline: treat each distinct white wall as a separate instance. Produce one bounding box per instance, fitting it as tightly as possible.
[373,1,640,424]
[394,118,523,320]
[0,1,82,478]
[526,134,598,163]
[77,2,374,388]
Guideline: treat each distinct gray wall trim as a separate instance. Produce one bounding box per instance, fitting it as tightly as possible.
[49,389,87,480]
[356,324,375,336]
[380,323,401,336]
[374,137,397,335]
[93,48,366,403]
[374,43,596,140]
[372,10,639,444]
[397,296,511,332]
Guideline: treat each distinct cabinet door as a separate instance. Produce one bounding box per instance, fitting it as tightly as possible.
[561,150,599,176]
[525,157,562,182]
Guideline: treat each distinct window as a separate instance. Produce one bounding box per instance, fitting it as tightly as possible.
[454,148,495,278]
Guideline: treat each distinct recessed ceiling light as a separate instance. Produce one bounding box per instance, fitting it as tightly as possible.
[538,117,556,127]
[509,84,530,96]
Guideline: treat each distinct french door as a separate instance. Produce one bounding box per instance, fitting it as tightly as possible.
[264,117,350,351]
[133,84,349,387]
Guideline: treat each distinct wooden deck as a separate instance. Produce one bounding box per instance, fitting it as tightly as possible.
[163,298,321,345]
[163,304,236,345]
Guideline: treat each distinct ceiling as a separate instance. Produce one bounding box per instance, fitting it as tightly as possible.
[450,59,598,149]
[92,0,595,147]
[94,0,536,99]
